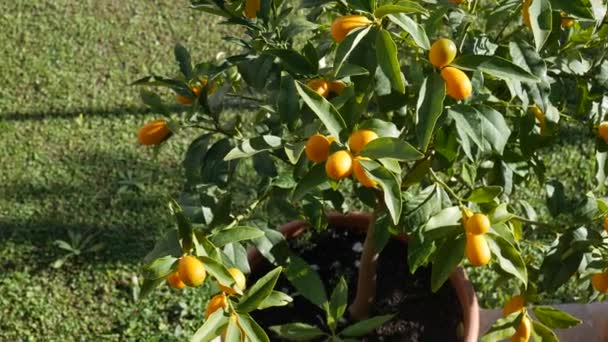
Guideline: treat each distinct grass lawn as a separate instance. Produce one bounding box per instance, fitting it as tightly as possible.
[0,0,603,340]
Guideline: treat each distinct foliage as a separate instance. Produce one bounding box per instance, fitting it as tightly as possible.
[123,0,608,340]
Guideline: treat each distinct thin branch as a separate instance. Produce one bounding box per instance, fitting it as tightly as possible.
[429,169,465,203]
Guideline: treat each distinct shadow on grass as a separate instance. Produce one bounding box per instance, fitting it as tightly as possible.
[0,149,184,269]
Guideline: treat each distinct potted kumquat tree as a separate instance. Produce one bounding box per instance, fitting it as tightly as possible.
[134,0,608,340]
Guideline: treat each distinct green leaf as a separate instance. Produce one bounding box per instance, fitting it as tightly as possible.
[293,163,328,201]
[430,234,466,292]
[224,135,282,160]
[223,242,250,274]
[139,277,164,299]
[416,73,446,151]
[140,89,168,114]
[237,266,283,313]
[423,206,462,240]
[508,40,550,111]
[476,105,512,155]
[191,310,229,342]
[170,200,193,252]
[334,26,372,75]
[284,255,328,308]
[199,256,239,291]
[448,106,483,160]
[174,43,192,79]
[358,119,400,138]
[278,75,300,130]
[480,312,521,342]
[225,315,242,342]
[467,186,503,203]
[257,291,293,310]
[269,323,326,341]
[376,29,405,94]
[551,0,594,19]
[359,159,403,224]
[208,227,265,247]
[407,233,436,274]
[142,255,177,280]
[340,314,395,337]
[335,64,370,79]
[528,0,553,52]
[374,3,427,18]
[267,49,316,76]
[387,14,430,50]
[360,137,423,161]
[486,234,528,286]
[251,228,287,265]
[451,55,539,82]
[143,229,182,264]
[237,313,270,342]
[327,277,348,332]
[532,306,582,329]
[295,81,346,138]
[531,320,559,342]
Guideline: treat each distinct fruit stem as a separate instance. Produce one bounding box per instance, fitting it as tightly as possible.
[348,211,378,320]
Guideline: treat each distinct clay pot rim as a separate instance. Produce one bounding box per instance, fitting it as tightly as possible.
[247,211,480,342]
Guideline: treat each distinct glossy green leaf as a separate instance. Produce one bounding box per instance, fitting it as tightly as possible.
[269,323,326,341]
[143,229,182,264]
[360,137,423,161]
[257,291,293,310]
[486,234,528,286]
[334,26,372,75]
[208,227,265,247]
[430,234,466,292]
[278,75,300,129]
[200,256,239,291]
[532,306,582,329]
[237,313,270,342]
[267,49,316,76]
[191,310,229,342]
[224,315,242,342]
[358,119,400,138]
[528,0,553,52]
[237,266,283,312]
[327,277,348,332]
[224,135,282,160]
[284,255,328,308]
[376,29,405,94]
[387,14,430,50]
[340,314,395,337]
[295,81,346,138]
[374,3,427,18]
[467,186,503,203]
[142,255,177,280]
[480,312,520,342]
[531,320,559,342]
[359,159,403,224]
[174,43,192,78]
[416,73,445,151]
[451,55,539,82]
[292,163,328,201]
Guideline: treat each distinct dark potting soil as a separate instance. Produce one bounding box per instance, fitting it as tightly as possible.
[250,227,464,341]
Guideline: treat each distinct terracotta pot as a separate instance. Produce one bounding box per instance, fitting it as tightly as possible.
[247,212,480,342]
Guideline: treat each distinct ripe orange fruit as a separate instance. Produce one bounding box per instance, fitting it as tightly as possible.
[219,268,247,295]
[530,105,547,135]
[511,315,531,342]
[465,234,491,266]
[441,67,472,100]
[177,255,207,287]
[598,122,608,143]
[348,129,378,154]
[603,216,608,233]
[429,38,457,68]
[592,272,608,292]
[205,293,228,319]
[138,119,171,146]
[176,85,202,105]
[325,150,353,180]
[331,15,373,43]
[464,213,490,235]
[352,157,377,187]
[561,18,575,28]
[522,0,532,27]
[306,79,330,97]
[244,0,260,18]
[167,271,186,289]
[328,81,346,95]
[503,295,525,316]
[305,134,334,163]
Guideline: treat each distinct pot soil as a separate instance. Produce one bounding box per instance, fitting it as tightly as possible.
[249,221,468,342]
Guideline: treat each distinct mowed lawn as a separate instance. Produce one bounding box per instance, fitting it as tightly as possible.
[0,0,602,340]
[0,1,242,339]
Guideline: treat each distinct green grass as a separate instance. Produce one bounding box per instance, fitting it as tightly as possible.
[0,0,605,339]
[0,0,241,339]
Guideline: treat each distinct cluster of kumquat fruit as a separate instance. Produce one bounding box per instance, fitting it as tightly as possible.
[461,208,491,267]
[503,295,531,342]
[305,129,379,187]
[428,38,472,100]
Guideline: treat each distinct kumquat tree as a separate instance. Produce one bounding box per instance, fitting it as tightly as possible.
[134,0,608,341]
